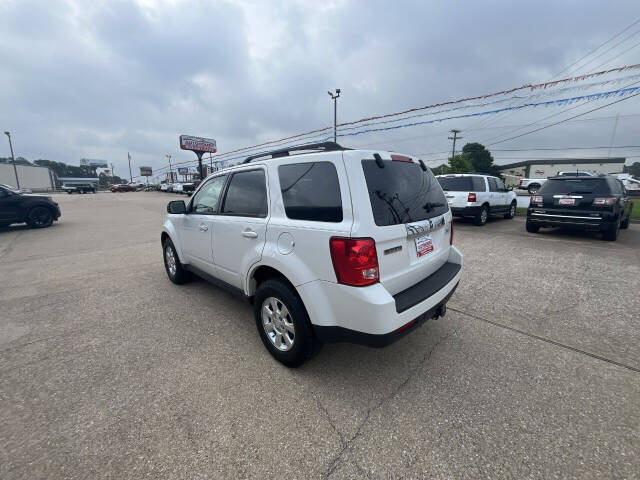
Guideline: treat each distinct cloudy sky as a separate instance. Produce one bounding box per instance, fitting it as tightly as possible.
[1,0,640,178]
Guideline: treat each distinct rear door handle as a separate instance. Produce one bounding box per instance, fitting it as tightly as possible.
[199,224,208,231]
[242,230,258,238]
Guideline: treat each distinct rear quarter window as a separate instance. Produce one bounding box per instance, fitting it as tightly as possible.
[362,159,448,226]
[278,162,343,222]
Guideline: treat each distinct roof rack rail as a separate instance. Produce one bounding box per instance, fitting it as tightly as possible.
[243,141,349,164]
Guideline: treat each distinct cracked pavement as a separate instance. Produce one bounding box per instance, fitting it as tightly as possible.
[1,192,639,479]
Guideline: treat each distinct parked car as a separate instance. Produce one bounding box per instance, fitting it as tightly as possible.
[161,142,462,367]
[182,181,200,195]
[526,175,633,241]
[62,183,96,194]
[437,174,517,226]
[109,184,136,192]
[160,183,169,192]
[0,183,61,228]
[171,183,184,194]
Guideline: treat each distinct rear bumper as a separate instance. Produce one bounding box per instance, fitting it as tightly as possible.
[299,246,463,347]
[451,205,482,216]
[527,211,617,231]
[314,282,457,347]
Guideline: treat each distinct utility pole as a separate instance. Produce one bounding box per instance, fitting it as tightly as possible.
[607,113,620,158]
[110,163,115,184]
[4,131,20,189]
[328,89,341,143]
[166,154,172,183]
[448,129,462,158]
[127,152,132,182]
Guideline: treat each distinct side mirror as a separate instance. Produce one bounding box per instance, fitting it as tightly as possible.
[167,200,186,214]
[507,186,513,191]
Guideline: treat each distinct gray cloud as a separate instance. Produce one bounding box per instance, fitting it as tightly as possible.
[1,0,639,177]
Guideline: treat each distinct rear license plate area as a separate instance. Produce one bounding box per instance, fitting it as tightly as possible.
[415,234,434,258]
[558,198,575,206]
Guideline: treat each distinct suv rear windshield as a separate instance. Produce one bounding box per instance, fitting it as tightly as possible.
[437,176,484,192]
[539,178,610,195]
[362,160,448,226]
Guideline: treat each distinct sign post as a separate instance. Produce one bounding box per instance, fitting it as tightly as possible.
[179,135,217,180]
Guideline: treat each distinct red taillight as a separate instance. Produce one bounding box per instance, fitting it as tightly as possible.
[467,192,477,203]
[449,220,454,245]
[396,320,417,333]
[593,197,617,206]
[390,154,412,162]
[531,195,543,205]
[519,179,523,185]
[329,237,379,287]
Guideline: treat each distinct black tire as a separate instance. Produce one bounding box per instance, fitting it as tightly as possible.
[528,184,541,194]
[254,278,322,368]
[620,212,630,229]
[67,191,72,194]
[474,205,489,226]
[27,206,54,228]
[504,201,517,219]
[162,238,191,284]
[526,221,540,233]
[603,220,620,241]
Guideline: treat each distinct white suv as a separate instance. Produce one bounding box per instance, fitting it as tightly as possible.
[161,143,463,366]
[437,174,517,226]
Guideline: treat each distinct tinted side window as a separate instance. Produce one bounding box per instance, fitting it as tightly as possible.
[221,170,267,217]
[472,177,486,192]
[494,178,506,191]
[191,175,227,214]
[278,162,343,222]
[488,177,498,192]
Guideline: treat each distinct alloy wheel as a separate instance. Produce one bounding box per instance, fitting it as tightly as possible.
[165,245,177,276]
[262,296,295,351]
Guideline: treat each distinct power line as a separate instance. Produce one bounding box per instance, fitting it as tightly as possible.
[551,18,640,79]
[486,90,640,146]
[565,25,640,77]
[587,38,640,73]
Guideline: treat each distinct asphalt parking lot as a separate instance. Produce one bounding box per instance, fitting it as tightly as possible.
[1,192,639,479]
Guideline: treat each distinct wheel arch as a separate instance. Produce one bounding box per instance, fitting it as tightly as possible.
[247,264,298,298]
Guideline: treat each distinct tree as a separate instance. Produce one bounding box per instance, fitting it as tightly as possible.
[33,159,97,178]
[447,153,475,173]
[0,156,32,165]
[461,143,500,176]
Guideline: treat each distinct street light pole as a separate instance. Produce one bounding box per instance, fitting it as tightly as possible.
[4,131,20,189]
[327,89,341,143]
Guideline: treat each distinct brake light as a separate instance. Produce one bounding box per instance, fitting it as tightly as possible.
[449,219,454,245]
[329,237,379,287]
[519,179,523,185]
[531,195,543,205]
[593,197,617,206]
[467,192,477,203]
[390,154,412,162]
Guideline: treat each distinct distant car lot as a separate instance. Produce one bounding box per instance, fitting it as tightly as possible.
[1,192,639,478]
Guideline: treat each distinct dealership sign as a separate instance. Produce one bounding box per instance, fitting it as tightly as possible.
[177,167,189,174]
[179,135,217,153]
[139,166,152,177]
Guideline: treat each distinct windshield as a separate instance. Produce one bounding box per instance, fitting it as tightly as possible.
[538,178,610,195]
[362,160,448,226]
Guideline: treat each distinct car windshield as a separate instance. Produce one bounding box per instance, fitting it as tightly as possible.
[362,159,448,226]
[437,176,474,191]
[538,178,610,195]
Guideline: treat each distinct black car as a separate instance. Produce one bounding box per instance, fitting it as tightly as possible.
[62,183,96,194]
[0,184,61,228]
[526,176,633,241]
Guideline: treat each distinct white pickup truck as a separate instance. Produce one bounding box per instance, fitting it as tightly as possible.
[518,171,594,194]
